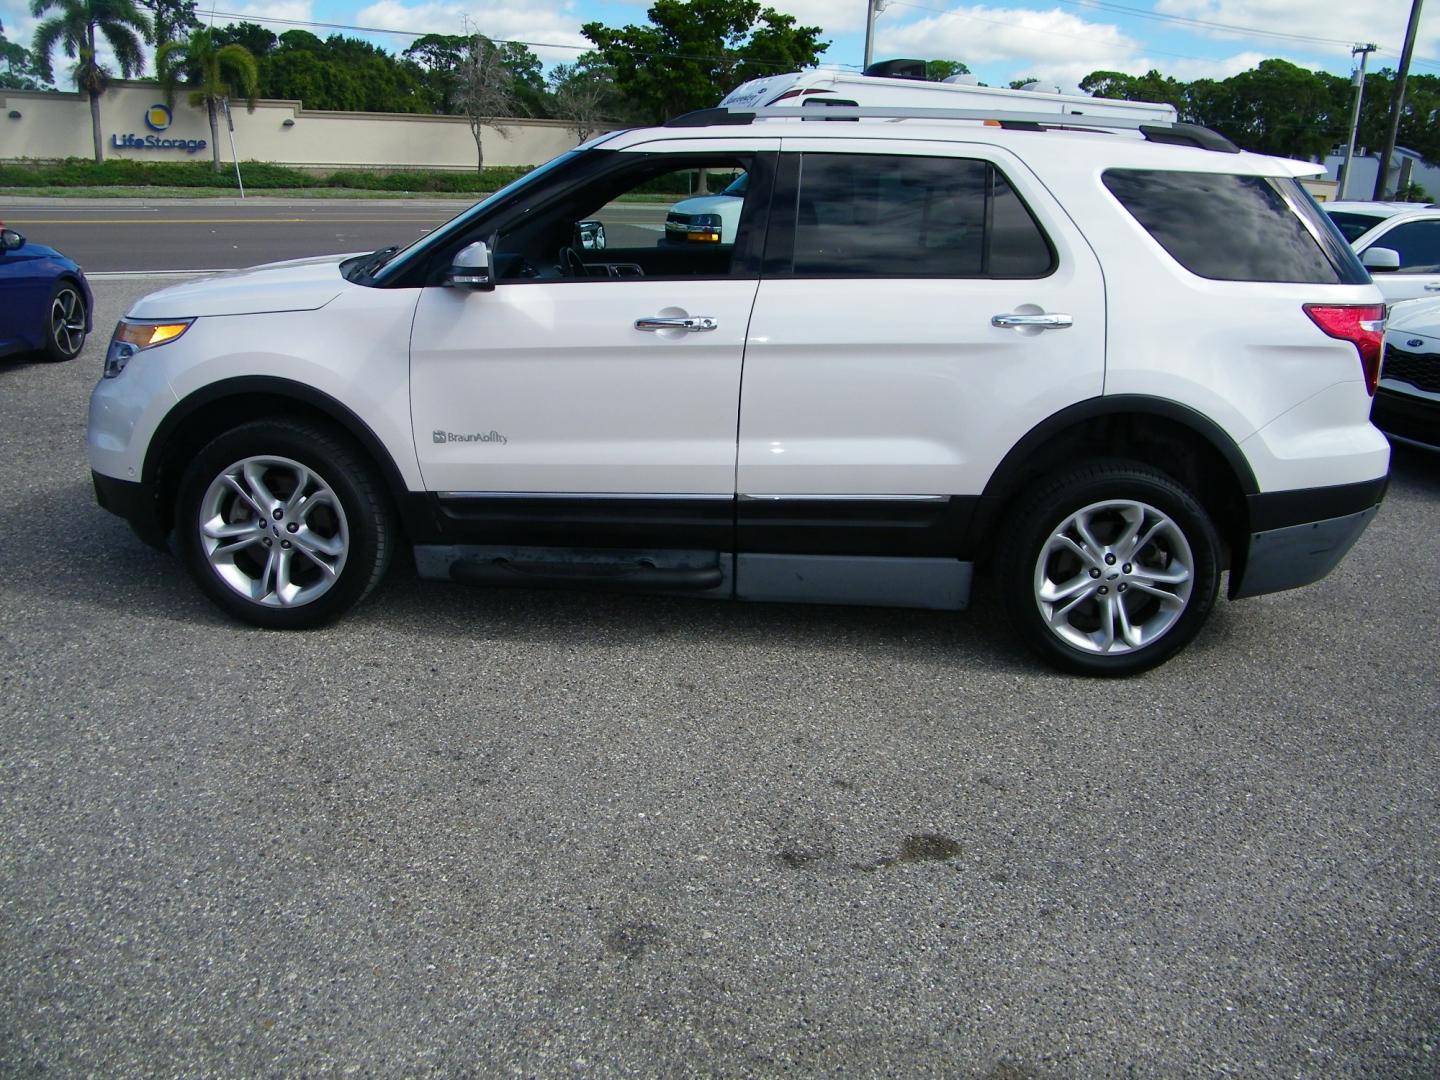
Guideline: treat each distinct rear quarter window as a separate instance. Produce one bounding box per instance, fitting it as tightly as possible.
[1103,169,1368,285]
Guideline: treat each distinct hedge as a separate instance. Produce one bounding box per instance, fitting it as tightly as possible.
[0,158,534,192]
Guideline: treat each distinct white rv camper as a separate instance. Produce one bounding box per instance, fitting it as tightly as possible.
[719,62,1178,123]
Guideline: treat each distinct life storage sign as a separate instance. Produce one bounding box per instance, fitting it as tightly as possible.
[110,104,208,155]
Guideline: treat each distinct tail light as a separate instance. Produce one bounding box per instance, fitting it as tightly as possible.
[1304,303,1386,396]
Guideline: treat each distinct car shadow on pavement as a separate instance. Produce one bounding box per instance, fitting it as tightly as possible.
[1388,443,1440,499]
[3,477,1036,673]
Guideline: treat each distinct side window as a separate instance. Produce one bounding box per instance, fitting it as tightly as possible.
[1103,169,1368,284]
[1374,221,1440,273]
[786,153,1053,278]
[494,156,759,283]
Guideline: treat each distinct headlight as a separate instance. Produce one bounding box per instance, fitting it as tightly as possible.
[104,318,193,378]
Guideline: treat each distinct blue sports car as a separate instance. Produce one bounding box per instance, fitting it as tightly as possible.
[0,224,93,362]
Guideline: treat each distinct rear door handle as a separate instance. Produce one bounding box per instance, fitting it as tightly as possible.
[1424,283,1440,292]
[635,316,718,333]
[991,312,1073,330]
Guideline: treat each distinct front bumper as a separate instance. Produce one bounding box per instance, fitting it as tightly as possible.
[1372,386,1440,451]
[92,470,169,549]
[1230,476,1387,599]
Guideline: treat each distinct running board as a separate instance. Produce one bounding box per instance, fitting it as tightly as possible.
[413,546,972,609]
[414,545,731,595]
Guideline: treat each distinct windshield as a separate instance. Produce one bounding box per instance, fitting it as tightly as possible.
[721,172,749,197]
[1325,210,1387,244]
[373,149,585,284]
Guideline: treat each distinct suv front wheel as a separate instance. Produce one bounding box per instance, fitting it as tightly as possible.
[997,461,1221,676]
[175,419,394,629]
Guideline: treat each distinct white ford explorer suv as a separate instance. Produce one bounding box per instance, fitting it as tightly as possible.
[87,103,1391,675]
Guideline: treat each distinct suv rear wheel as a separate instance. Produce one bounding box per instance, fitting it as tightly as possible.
[997,461,1220,676]
[175,419,394,629]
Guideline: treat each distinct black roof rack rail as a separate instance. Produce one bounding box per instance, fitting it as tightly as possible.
[1138,122,1239,153]
[665,108,755,127]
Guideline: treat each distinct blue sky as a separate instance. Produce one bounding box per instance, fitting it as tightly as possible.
[7,0,1438,94]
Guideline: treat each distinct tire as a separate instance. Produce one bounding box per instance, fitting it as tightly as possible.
[996,460,1220,677]
[44,280,87,362]
[174,420,394,629]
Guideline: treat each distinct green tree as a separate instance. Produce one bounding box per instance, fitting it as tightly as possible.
[1080,69,1188,115]
[30,0,150,163]
[549,53,626,141]
[211,20,275,59]
[136,0,196,46]
[1,18,48,88]
[925,59,969,82]
[581,0,827,124]
[156,26,258,170]
[1192,59,1339,158]
[404,33,465,113]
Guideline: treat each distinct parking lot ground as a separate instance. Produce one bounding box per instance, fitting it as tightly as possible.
[1,279,1438,1077]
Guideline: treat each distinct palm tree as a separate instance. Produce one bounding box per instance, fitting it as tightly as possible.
[156,27,258,172]
[30,0,150,164]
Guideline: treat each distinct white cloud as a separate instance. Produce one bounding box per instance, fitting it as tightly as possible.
[203,0,316,26]
[877,5,1143,85]
[1154,0,1440,58]
[353,0,591,62]
[767,0,866,35]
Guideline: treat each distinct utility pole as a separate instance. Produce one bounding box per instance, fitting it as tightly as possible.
[863,0,889,69]
[1373,0,1425,199]
[1337,43,1376,200]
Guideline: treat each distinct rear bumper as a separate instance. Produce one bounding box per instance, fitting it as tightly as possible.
[1230,475,1386,599]
[92,470,168,549]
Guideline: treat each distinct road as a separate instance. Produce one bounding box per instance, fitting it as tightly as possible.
[0,198,670,272]
[1,278,1438,1077]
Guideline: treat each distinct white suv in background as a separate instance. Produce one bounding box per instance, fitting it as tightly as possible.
[87,102,1390,675]
[1324,201,1440,304]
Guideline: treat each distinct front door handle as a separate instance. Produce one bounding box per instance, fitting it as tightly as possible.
[991,312,1074,330]
[635,316,718,333]
[1424,283,1440,292]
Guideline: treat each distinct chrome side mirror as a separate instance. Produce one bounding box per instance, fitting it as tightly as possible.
[1361,247,1400,273]
[0,228,24,252]
[446,241,494,290]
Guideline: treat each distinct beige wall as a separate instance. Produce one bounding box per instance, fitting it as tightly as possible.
[0,82,581,170]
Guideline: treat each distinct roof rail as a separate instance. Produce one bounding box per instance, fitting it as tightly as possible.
[711,104,1240,152]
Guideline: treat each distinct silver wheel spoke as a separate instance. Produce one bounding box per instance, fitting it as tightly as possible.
[1115,594,1144,648]
[1047,586,1096,625]
[294,527,344,559]
[1053,534,1099,567]
[1073,512,1104,555]
[1096,594,1117,651]
[1128,581,1186,606]
[283,466,313,514]
[292,540,340,578]
[222,475,266,517]
[1040,570,1095,604]
[241,460,281,513]
[1135,563,1190,586]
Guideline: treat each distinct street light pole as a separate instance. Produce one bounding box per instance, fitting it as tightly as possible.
[1337,43,1376,200]
[863,0,889,69]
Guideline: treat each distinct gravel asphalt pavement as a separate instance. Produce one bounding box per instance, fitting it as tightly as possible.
[1,278,1437,1077]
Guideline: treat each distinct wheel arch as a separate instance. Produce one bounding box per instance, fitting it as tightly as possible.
[968,395,1258,565]
[144,376,417,538]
